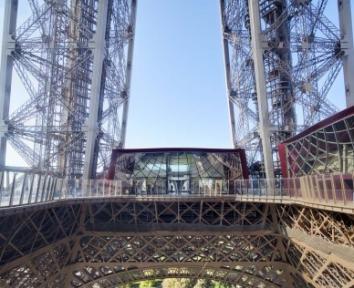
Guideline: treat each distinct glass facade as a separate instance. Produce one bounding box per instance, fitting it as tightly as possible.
[108,148,248,195]
[279,106,354,177]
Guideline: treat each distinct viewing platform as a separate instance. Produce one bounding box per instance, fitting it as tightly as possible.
[0,170,353,215]
[1,118,354,287]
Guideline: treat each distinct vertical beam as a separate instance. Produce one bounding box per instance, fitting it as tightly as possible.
[247,0,274,178]
[83,0,109,179]
[119,0,137,148]
[219,0,237,147]
[0,0,18,167]
[59,0,80,174]
[338,0,354,107]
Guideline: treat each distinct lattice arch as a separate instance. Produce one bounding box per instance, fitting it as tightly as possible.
[65,264,297,288]
[0,200,354,288]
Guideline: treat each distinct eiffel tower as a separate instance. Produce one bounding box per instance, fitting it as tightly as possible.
[0,1,354,287]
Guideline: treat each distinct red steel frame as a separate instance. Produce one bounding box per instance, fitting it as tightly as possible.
[279,106,354,177]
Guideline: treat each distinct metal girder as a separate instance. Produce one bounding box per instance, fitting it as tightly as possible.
[0,0,18,167]
[83,0,110,179]
[0,0,136,178]
[72,263,295,288]
[285,236,354,288]
[83,0,137,178]
[0,200,353,287]
[338,0,354,106]
[221,0,353,175]
[247,0,274,179]
[277,205,354,247]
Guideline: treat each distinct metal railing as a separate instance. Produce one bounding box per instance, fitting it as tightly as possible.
[0,170,353,210]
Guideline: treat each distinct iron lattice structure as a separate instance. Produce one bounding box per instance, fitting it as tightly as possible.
[0,1,354,288]
[0,0,137,178]
[221,0,354,177]
[0,199,353,287]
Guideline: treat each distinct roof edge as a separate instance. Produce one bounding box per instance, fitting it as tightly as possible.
[282,105,354,144]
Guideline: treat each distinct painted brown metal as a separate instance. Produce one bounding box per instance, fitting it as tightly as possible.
[0,199,353,287]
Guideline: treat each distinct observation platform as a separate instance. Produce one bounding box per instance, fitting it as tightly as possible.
[0,170,353,287]
[0,171,353,215]
[1,113,354,287]
[0,147,353,214]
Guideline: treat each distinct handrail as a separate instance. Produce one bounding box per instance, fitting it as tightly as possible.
[0,170,353,211]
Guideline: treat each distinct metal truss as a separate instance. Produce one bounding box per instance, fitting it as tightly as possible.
[0,200,353,287]
[0,0,136,178]
[285,238,354,288]
[68,263,295,288]
[279,204,354,287]
[221,0,354,177]
[277,205,354,247]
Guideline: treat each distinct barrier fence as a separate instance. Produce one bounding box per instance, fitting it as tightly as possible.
[0,170,353,209]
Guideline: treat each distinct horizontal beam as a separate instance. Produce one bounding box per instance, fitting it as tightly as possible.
[84,223,273,235]
[1,193,353,216]
[286,228,354,270]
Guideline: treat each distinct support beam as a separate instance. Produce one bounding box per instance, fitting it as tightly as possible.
[83,0,110,179]
[219,0,237,147]
[338,0,354,107]
[119,0,137,148]
[0,0,18,167]
[71,262,291,288]
[247,0,274,178]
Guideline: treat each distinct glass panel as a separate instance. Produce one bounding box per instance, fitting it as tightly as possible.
[282,111,354,176]
[342,174,354,202]
[333,175,343,201]
[112,149,247,196]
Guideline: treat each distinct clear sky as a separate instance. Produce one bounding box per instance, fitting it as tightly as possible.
[126,0,230,148]
[0,0,353,156]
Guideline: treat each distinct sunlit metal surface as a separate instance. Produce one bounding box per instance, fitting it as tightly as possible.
[221,0,354,176]
[0,199,353,287]
[0,0,137,178]
[0,1,353,287]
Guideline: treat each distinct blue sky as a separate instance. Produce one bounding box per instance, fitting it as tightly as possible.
[0,0,353,154]
[126,0,229,148]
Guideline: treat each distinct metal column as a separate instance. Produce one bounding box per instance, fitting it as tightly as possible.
[338,0,354,107]
[119,0,137,148]
[0,0,18,167]
[83,0,109,179]
[248,0,274,178]
[219,0,237,147]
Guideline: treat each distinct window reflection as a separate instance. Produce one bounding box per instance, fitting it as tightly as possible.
[109,149,248,195]
[279,107,354,177]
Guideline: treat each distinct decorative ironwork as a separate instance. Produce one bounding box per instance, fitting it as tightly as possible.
[279,106,354,177]
[278,205,354,247]
[0,0,137,178]
[0,1,353,288]
[0,200,353,287]
[221,0,354,176]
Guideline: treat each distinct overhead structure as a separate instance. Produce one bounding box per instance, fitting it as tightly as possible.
[1,198,354,288]
[0,0,137,178]
[221,0,354,176]
[0,1,354,287]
